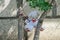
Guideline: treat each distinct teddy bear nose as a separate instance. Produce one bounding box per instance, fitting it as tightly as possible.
[32,19,36,22]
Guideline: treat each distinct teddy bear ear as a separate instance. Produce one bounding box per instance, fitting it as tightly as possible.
[28,10,39,19]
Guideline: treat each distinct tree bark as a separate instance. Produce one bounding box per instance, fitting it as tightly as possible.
[24,30,28,40]
[52,0,57,17]
[33,11,47,40]
[16,0,24,40]
[33,0,55,40]
[18,15,24,40]
[16,0,23,8]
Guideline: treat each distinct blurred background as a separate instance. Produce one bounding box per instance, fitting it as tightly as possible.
[0,0,60,40]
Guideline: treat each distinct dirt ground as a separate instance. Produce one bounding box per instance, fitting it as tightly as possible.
[28,19,60,40]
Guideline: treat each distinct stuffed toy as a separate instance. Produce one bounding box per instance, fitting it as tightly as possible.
[24,10,45,32]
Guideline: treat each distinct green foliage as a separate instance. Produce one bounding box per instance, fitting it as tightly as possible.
[26,0,52,11]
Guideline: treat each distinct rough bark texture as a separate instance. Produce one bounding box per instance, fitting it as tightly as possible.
[18,16,24,40]
[52,0,57,17]
[33,0,56,40]
[33,11,47,40]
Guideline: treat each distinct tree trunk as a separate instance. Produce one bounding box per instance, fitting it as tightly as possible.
[33,11,47,40]
[16,0,24,40]
[24,30,28,40]
[52,0,57,18]
[33,0,54,40]
[18,15,24,40]
[16,0,23,8]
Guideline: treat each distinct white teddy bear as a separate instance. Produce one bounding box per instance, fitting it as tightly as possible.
[24,10,45,32]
